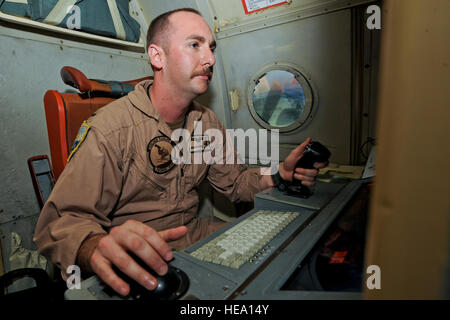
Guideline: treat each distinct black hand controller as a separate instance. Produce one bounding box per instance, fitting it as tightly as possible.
[108,252,189,300]
[286,141,331,198]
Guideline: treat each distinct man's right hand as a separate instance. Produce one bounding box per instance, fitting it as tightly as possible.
[89,220,187,296]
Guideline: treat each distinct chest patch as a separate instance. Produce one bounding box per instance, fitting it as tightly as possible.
[147,136,176,173]
[190,134,211,153]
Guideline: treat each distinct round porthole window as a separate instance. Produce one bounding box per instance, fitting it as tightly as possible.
[247,63,315,132]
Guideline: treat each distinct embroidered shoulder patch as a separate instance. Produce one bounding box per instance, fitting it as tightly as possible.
[67,121,91,162]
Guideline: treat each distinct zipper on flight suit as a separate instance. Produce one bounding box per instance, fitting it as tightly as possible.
[178,164,185,200]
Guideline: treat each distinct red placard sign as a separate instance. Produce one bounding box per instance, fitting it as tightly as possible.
[242,0,289,15]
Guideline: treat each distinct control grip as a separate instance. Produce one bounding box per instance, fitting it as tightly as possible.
[289,141,331,197]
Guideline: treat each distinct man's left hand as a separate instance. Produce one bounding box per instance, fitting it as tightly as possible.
[278,137,328,187]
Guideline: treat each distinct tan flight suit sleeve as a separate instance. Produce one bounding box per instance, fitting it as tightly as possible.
[33,127,122,278]
[206,125,264,203]
[208,164,263,203]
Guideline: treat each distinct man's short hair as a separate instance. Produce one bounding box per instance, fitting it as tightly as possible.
[146,8,202,53]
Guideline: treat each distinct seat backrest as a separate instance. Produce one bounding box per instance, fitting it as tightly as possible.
[43,67,151,180]
[43,91,114,179]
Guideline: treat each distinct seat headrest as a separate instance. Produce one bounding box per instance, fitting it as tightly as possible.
[60,66,152,97]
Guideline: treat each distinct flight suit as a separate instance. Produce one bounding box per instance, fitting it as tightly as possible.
[34,80,263,275]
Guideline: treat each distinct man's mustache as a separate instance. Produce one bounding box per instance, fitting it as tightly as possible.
[194,66,214,78]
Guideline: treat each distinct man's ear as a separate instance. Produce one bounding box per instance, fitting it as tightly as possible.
[148,44,164,70]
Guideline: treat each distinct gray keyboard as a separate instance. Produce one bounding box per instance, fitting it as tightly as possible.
[189,210,299,269]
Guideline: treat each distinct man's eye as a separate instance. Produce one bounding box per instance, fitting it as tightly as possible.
[190,42,199,48]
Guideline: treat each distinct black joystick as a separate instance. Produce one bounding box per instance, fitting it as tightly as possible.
[110,252,189,300]
[285,141,331,198]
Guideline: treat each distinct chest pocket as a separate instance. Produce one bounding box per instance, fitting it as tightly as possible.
[130,155,171,200]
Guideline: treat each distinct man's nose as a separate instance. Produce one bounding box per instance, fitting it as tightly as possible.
[202,47,216,67]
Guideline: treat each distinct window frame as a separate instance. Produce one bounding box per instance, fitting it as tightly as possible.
[247,62,316,133]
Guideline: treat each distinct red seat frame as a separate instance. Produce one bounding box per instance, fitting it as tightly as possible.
[43,92,115,179]
[43,68,151,179]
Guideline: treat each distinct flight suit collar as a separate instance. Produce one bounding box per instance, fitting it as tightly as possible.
[129,80,203,137]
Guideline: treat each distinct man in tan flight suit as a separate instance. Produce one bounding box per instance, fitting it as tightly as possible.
[34,8,325,296]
